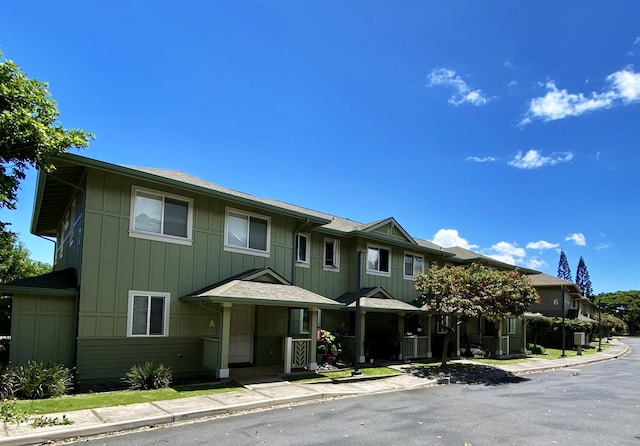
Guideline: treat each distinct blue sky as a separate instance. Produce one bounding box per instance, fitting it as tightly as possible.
[1,1,638,294]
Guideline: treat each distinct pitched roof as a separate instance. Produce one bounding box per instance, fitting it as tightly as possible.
[336,287,420,312]
[529,273,583,295]
[181,268,342,309]
[0,268,78,297]
[443,246,540,274]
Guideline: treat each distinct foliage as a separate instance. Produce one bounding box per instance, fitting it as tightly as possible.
[600,313,626,335]
[595,290,640,334]
[527,316,553,346]
[0,51,93,213]
[415,263,540,366]
[13,361,73,399]
[527,343,546,354]
[575,256,593,300]
[0,364,17,399]
[557,250,572,282]
[124,362,173,390]
[317,329,341,356]
[0,400,73,428]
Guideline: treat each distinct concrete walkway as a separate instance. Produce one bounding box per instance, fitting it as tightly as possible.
[0,339,628,446]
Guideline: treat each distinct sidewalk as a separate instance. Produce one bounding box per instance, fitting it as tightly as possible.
[0,339,628,446]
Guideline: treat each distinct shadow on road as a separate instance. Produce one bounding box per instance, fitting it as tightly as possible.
[406,363,530,386]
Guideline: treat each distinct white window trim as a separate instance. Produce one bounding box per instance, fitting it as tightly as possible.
[323,238,340,272]
[366,244,391,277]
[129,186,193,246]
[403,252,424,280]
[295,232,310,267]
[437,315,451,334]
[223,207,271,257]
[507,317,518,335]
[127,290,171,337]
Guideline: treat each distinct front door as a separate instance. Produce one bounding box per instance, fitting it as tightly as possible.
[229,304,254,364]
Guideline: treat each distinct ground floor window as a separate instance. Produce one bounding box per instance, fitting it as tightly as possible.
[127,291,170,336]
[507,317,518,334]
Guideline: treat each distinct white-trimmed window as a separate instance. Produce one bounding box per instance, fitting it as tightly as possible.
[295,233,310,266]
[404,253,424,279]
[367,245,391,276]
[289,308,310,335]
[507,317,518,335]
[323,238,340,271]
[224,207,271,256]
[127,291,170,337]
[129,186,193,245]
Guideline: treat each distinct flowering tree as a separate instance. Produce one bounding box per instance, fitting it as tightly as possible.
[414,263,539,366]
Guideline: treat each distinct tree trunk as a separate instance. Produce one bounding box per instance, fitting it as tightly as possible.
[441,329,453,367]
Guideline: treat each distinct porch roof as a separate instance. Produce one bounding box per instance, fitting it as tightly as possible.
[180,268,343,309]
[337,287,420,313]
[0,268,78,297]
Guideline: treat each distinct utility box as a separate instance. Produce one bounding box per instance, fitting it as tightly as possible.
[573,332,586,346]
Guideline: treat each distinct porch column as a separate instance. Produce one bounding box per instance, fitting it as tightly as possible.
[309,308,319,370]
[522,319,528,354]
[496,319,504,356]
[456,324,461,356]
[397,313,405,360]
[359,311,366,364]
[218,302,232,379]
[426,315,432,358]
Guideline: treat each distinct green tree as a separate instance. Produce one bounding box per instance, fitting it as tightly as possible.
[0,51,93,214]
[575,256,593,300]
[595,291,640,334]
[557,250,572,282]
[415,263,539,366]
[0,232,51,334]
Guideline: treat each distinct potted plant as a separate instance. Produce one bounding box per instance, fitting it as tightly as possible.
[317,329,342,365]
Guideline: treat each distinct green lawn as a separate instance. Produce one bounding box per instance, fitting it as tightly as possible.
[11,383,242,415]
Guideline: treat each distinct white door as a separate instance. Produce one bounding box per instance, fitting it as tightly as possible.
[229,305,254,364]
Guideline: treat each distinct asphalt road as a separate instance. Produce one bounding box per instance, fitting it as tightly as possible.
[77,338,639,446]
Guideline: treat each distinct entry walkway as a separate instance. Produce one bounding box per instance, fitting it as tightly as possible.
[0,339,628,446]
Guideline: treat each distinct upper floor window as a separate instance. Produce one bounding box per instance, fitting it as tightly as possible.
[323,238,340,271]
[367,245,391,276]
[404,253,424,279]
[127,290,170,337]
[129,186,193,245]
[295,233,310,266]
[224,207,271,256]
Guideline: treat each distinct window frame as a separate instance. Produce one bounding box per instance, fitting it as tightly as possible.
[366,244,391,277]
[403,252,424,279]
[127,290,171,337]
[129,186,193,246]
[295,233,310,267]
[223,207,271,257]
[437,315,451,334]
[323,238,340,272]
[507,317,518,335]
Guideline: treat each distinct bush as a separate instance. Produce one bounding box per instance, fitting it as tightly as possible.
[0,365,17,399]
[527,343,546,355]
[13,362,73,399]
[124,362,172,390]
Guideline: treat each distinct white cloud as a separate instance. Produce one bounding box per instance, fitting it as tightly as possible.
[523,81,616,123]
[607,68,640,102]
[504,61,515,70]
[595,243,611,250]
[526,240,559,250]
[634,37,640,45]
[508,149,574,169]
[484,241,526,265]
[565,233,586,246]
[466,156,496,163]
[526,258,546,269]
[427,68,491,106]
[431,229,478,249]
[522,67,640,124]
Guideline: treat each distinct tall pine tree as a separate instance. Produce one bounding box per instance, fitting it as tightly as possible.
[557,250,572,281]
[575,256,593,300]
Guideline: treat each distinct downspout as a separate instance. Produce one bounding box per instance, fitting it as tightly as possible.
[46,172,86,370]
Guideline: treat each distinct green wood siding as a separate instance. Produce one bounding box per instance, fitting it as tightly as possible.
[254,306,287,365]
[76,337,204,382]
[10,295,76,366]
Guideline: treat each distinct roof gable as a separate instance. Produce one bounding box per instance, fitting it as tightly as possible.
[360,218,416,245]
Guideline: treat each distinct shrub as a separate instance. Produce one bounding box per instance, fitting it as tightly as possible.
[124,362,172,390]
[527,343,546,355]
[13,362,73,399]
[0,365,17,399]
